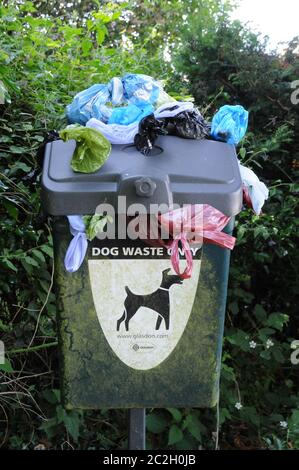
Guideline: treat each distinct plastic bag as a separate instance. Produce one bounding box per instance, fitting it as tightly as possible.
[108,103,154,125]
[64,216,88,273]
[239,163,269,214]
[86,101,204,146]
[211,105,249,145]
[134,114,168,155]
[66,74,161,126]
[122,73,160,105]
[86,118,139,145]
[108,77,123,105]
[165,108,210,139]
[136,205,236,279]
[154,101,194,118]
[65,214,112,273]
[59,125,111,173]
[67,84,110,125]
[134,104,209,154]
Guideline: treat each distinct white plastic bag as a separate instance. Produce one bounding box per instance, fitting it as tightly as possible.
[239,164,269,215]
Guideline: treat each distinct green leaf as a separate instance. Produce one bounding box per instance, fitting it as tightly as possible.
[146,413,169,434]
[166,408,182,423]
[258,328,275,342]
[0,359,14,372]
[96,24,108,45]
[253,304,267,322]
[32,249,46,263]
[239,147,246,159]
[40,245,53,257]
[260,350,271,360]
[226,329,250,351]
[43,389,60,404]
[8,145,27,154]
[183,413,203,441]
[81,38,92,55]
[2,258,18,272]
[83,214,112,241]
[24,256,39,267]
[289,409,299,430]
[63,412,80,441]
[168,425,183,445]
[266,313,289,331]
[272,347,285,363]
[3,200,18,219]
[9,161,31,174]
[219,407,231,425]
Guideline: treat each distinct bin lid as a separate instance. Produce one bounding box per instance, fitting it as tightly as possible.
[41,135,243,216]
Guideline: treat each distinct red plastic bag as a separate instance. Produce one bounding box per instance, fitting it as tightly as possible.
[136,204,236,279]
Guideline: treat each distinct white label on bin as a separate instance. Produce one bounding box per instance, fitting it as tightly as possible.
[88,259,201,370]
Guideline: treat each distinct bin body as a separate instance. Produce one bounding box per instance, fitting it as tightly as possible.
[42,135,242,409]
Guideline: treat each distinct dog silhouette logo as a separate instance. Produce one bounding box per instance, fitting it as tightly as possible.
[117,268,183,332]
[89,258,201,370]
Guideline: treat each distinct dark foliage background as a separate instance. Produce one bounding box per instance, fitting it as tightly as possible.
[0,0,298,450]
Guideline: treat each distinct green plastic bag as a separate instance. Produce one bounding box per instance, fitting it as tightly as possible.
[59,124,111,173]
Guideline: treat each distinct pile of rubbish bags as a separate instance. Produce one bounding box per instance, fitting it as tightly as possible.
[61,73,269,276]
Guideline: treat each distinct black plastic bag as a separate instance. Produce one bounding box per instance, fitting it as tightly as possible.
[134,114,167,155]
[165,109,210,140]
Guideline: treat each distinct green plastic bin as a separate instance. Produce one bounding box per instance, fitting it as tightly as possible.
[42,135,242,409]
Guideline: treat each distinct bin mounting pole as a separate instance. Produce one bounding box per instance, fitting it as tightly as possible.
[128,408,146,450]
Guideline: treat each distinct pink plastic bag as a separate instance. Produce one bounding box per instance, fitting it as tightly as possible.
[137,204,236,279]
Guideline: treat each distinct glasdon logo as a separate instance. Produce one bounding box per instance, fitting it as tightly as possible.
[132,343,154,352]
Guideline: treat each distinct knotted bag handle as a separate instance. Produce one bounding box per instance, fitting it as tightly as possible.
[170,232,193,279]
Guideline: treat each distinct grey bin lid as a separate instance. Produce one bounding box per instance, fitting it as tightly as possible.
[41,135,243,216]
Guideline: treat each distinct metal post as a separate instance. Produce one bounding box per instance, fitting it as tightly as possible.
[128,408,146,450]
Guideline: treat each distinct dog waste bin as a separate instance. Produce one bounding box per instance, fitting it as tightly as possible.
[41,135,242,409]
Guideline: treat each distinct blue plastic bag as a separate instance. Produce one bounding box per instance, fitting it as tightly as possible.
[122,73,160,105]
[66,84,110,125]
[66,74,161,126]
[108,103,154,125]
[108,77,123,105]
[211,105,249,145]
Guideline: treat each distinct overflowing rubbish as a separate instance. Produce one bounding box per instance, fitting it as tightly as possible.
[61,73,269,277]
[60,125,111,173]
[86,101,201,146]
[66,73,162,126]
[211,105,249,145]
